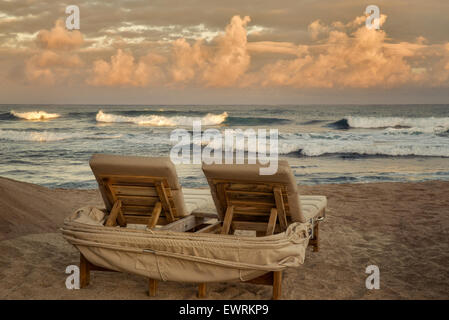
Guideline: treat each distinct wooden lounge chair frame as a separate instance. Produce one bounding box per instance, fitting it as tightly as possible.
[79,174,216,293]
[98,174,179,227]
[79,175,321,300]
[190,179,307,300]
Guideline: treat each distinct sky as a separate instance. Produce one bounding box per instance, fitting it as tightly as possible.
[1,0,449,105]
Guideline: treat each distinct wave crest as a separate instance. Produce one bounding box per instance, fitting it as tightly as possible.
[0,130,77,142]
[277,132,449,157]
[96,110,228,126]
[10,110,61,121]
[344,116,449,133]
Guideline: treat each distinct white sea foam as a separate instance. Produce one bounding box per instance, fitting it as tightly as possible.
[346,116,449,133]
[0,130,122,142]
[0,130,78,142]
[10,110,61,120]
[277,132,449,157]
[186,130,449,158]
[96,110,228,126]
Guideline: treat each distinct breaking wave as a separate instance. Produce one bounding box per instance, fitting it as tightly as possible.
[10,110,61,121]
[328,116,449,133]
[96,110,228,126]
[277,132,449,157]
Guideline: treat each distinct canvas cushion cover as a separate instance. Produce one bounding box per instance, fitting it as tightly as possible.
[62,213,310,283]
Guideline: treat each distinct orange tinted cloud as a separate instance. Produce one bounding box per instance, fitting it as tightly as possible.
[256,15,430,88]
[23,15,449,89]
[25,20,84,85]
[170,15,251,87]
[36,20,84,50]
[87,49,166,87]
[92,14,449,89]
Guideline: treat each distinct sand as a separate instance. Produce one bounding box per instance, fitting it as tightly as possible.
[0,176,448,299]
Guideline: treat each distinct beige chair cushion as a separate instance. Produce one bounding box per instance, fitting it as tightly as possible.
[300,195,327,221]
[183,188,326,221]
[89,154,188,217]
[182,188,216,214]
[202,160,307,223]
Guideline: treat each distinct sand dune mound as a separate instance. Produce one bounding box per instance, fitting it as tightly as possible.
[0,177,101,240]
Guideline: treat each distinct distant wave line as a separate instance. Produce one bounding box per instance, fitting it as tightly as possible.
[10,110,61,121]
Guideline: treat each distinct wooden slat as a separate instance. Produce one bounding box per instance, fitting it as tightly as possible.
[103,180,118,209]
[117,204,127,227]
[121,205,158,213]
[125,215,170,225]
[192,211,219,219]
[112,185,158,197]
[105,200,122,226]
[233,207,270,214]
[159,215,204,232]
[221,205,234,235]
[106,175,164,184]
[224,182,283,192]
[216,183,228,216]
[266,208,278,236]
[225,190,273,196]
[228,199,275,207]
[155,182,175,223]
[195,221,221,233]
[147,202,162,229]
[232,221,281,233]
[273,187,288,231]
[116,195,159,206]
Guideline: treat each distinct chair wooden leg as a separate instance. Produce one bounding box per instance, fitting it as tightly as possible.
[272,271,282,300]
[80,253,90,288]
[198,283,207,298]
[149,278,158,297]
[313,222,320,252]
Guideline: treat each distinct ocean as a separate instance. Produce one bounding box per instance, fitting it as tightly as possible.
[1,104,449,189]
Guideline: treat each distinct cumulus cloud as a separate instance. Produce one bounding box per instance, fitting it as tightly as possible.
[170,15,251,87]
[36,20,84,50]
[308,20,328,40]
[255,15,435,88]
[18,14,449,89]
[87,49,166,87]
[25,20,84,84]
[25,50,83,84]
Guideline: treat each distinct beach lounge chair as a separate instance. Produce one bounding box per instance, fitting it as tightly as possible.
[201,160,327,297]
[81,154,215,292]
[62,155,319,300]
[89,153,190,228]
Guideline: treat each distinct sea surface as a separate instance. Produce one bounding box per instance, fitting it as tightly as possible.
[1,104,449,189]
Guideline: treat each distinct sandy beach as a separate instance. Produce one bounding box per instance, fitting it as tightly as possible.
[0,176,448,299]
